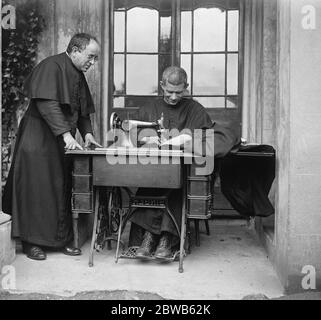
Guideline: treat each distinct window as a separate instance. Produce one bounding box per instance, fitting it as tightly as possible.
[181,6,239,108]
[111,0,240,115]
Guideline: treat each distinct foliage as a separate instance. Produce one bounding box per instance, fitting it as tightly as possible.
[2,1,46,183]
[2,0,46,125]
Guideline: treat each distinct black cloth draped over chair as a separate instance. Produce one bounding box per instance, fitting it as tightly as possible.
[219,144,276,218]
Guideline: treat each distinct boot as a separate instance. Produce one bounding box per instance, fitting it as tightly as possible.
[135,231,157,259]
[154,232,173,260]
[22,242,47,261]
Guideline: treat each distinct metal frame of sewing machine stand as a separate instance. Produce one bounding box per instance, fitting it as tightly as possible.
[88,186,123,266]
[114,187,187,271]
[88,173,188,273]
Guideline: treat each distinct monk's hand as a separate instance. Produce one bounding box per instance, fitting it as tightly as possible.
[160,134,192,147]
[84,133,102,149]
[63,132,83,150]
[140,136,159,145]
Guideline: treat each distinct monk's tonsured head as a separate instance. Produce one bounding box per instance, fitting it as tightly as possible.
[160,66,189,106]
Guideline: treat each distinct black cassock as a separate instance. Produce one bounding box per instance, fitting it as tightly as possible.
[3,52,94,247]
[129,98,240,246]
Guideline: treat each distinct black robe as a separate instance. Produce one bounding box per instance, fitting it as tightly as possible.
[220,144,276,217]
[2,52,94,247]
[129,98,239,245]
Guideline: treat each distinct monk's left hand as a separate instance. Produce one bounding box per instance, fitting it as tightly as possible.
[84,133,103,149]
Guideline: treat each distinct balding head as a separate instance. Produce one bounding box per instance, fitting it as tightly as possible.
[160,66,189,106]
[161,66,188,87]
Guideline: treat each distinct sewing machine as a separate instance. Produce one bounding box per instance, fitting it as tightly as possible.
[109,112,165,148]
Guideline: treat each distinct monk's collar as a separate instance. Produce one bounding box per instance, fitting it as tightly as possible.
[65,52,82,73]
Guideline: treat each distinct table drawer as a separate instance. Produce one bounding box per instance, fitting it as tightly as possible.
[72,174,92,193]
[187,176,212,197]
[93,156,182,188]
[72,193,93,212]
[73,156,92,174]
[187,195,212,219]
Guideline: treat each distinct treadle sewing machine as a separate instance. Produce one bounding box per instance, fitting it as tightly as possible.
[67,113,214,273]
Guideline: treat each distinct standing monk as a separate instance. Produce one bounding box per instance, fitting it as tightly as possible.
[3,33,101,260]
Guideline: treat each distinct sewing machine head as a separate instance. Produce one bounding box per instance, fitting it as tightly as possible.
[110,112,164,148]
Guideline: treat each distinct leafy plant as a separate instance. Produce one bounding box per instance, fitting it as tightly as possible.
[2,0,46,182]
[2,1,45,120]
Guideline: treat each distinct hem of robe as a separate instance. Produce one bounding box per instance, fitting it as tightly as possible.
[130,210,179,237]
[16,235,72,248]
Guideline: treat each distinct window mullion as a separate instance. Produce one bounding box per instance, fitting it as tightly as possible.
[224,9,228,108]
[110,0,114,109]
[124,8,127,96]
[191,6,194,96]
[171,0,181,66]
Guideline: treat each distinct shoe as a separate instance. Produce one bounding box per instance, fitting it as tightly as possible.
[154,232,173,260]
[62,246,81,256]
[135,231,157,259]
[23,244,47,261]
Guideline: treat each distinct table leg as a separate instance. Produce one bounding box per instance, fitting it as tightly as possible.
[195,220,200,247]
[205,219,210,236]
[72,213,79,249]
[115,205,123,263]
[179,167,187,273]
[89,188,99,267]
[179,209,186,273]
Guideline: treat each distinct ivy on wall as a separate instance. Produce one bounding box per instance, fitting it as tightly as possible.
[2,0,46,183]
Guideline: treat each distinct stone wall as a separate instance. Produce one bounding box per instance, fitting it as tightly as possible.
[275,0,321,292]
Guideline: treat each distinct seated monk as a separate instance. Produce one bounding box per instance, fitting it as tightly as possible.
[128,66,240,260]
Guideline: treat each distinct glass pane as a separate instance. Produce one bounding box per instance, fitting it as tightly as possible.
[180,54,191,95]
[227,54,238,95]
[227,96,238,108]
[181,11,192,52]
[127,7,158,52]
[193,54,225,95]
[127,55,158,95]
[160,15,172,53]
[114,54,125,94]
[113,97,125,108]
[228,10,239,51]
[194,8,226,52]
[114,11,125,52]
[194,97,225,108]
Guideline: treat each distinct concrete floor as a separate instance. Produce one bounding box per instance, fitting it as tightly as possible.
[6,219,284,300]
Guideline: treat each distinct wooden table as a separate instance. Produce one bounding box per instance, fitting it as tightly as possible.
[67,147,197,273]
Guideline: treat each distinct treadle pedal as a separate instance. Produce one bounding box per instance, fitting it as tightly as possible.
[119,246,184,262]
[95,237,125,252]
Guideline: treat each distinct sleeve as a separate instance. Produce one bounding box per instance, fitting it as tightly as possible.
[36,99,71,136]
[77,115,93,140]
[211,123,241,158]
[184,122,240,158]
[183,105,214,154]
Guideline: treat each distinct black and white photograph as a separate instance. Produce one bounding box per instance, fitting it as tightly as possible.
[0,0,320,309]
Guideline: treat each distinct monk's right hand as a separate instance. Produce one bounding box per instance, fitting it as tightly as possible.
[63,132,83,150]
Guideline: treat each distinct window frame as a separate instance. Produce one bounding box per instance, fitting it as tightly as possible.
[109,0,242,112]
